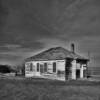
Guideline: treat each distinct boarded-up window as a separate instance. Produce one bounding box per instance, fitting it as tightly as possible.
[53,62,56,73]
[44,63,47,72]
[37,63,39,72]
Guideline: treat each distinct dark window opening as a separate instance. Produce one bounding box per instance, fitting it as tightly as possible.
[30,63,33,71]
[53,62,56,73]
[76,69,80,79]
[37,63,39,72]
[44,63,47,72]
[40,64,44,73]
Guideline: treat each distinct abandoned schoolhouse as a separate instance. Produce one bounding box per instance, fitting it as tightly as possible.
[25,44,89,81]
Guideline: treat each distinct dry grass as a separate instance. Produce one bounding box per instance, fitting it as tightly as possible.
[0,78,100,100]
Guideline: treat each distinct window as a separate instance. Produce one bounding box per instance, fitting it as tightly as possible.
[53,62,56,73]
[40,64,44,73]
[37,63,39,72]
[30,63,33,71]
[44,63,47,72]
[25,63,30,71]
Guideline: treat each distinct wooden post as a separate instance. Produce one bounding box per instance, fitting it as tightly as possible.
[71,60,76,80]
[80,65,84,78]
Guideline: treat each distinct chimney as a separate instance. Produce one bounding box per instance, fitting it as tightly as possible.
[71,43,75,53]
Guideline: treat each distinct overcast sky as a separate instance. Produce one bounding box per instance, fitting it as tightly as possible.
[0,0,100,67]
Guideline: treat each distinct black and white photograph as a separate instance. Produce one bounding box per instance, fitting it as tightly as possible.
[0,0,100,100]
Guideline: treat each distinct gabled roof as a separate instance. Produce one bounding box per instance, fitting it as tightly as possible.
[25,47,89,61]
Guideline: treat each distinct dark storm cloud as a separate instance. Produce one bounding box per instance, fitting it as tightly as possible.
[0,0,100,66]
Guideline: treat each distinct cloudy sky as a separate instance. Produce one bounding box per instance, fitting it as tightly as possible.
[0,0,100,67]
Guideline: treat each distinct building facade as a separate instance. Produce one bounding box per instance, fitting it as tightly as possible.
[25,46,89,81]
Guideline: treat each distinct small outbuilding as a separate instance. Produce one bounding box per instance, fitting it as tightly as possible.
[25,44,89,81]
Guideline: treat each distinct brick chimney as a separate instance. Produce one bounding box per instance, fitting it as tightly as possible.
[71,43,75,53]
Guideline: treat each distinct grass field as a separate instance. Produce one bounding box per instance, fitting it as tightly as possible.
[0,78,100,100]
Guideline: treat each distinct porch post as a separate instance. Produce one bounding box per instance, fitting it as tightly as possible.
[72,60,76,80]
[80,65,84,78]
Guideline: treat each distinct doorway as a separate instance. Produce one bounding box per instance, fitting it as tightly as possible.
[76,69,80,79]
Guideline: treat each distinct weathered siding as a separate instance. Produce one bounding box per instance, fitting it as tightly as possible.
[25,59,88,80]
[25,60,66,81]
[56,60,66,80]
